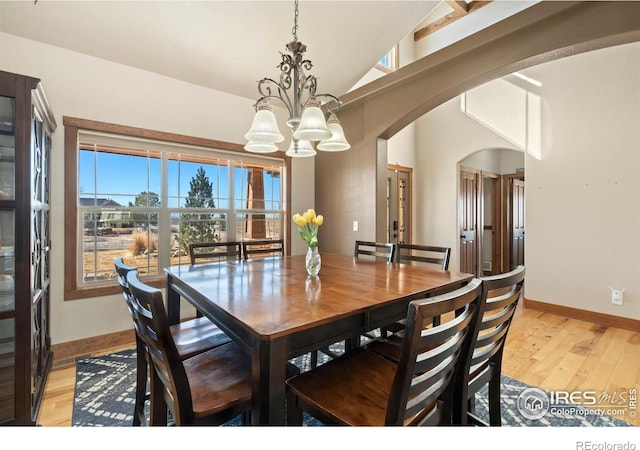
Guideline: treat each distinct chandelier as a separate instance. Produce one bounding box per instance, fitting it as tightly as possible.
[244,0,350,157]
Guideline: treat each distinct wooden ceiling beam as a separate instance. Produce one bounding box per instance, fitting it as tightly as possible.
[414,1,492,41]
[447,1,469,14]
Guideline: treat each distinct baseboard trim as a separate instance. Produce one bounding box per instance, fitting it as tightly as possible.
[51,329,135,366]
[524,298,640,331]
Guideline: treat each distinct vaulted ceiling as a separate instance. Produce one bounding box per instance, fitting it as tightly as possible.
[0,1,443,100]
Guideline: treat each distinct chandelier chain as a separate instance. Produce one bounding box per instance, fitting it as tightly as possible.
[292,0,299,41]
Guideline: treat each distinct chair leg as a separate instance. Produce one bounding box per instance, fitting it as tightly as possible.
[310,351,318,369]
[439,385,454,425]
[467,395,476,418]
[286,389,303,426]
[133,339,148,426]
[149,364,168,426]
[346,336,357,352]
[488,373,502,426]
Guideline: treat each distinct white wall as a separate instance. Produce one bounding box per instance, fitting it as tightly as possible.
[414,41,640,320]
[1,31,314,344]
[523,42,640,320]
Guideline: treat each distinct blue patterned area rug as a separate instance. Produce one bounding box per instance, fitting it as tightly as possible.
[72,348,632,427]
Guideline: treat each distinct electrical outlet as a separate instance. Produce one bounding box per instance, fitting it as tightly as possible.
[611,289,624,306]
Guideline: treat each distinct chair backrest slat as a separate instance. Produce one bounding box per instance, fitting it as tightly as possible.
[354,240,395,263]
[242,239,284,260]
[415,309,475,374]
[189,241,242,265]
[396,244,451,270]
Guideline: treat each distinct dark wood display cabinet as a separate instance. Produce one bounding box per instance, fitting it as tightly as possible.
[0,70,56,425]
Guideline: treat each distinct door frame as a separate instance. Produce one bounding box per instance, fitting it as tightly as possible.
[387,164,412,245]
[481,171,502,276]
[501,172,525,272]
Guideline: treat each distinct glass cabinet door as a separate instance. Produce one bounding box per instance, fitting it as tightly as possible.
[0,93,15,314]
[0,96,15,201]
[0,210,14,313]
[0,318,15,423]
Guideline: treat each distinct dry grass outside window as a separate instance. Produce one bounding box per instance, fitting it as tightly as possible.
[129,230,158,256]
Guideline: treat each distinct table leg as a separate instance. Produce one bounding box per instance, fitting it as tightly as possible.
[251,338,287,425]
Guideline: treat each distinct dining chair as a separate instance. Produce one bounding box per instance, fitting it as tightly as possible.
[114,257,232,425]
[125,270,254,426]
[396,243,451,269]
[286,278,485,426]
[242,238,285,259]
[354,240,395,263]
[188,241,242,265]
[366,266,525,426]
[453,265,525,426]
[379,243,452,337]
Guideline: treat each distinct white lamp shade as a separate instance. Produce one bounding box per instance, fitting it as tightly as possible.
[245,141,279,153]
[245,108,285,143]
[286,139,316,158]
[316,119,350,152]
[293,104,331,141]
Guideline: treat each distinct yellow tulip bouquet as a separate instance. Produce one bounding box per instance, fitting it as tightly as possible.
[292,208,323,249]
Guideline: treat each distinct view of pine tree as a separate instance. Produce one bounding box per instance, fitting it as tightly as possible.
[129,191,160,227]
[178,166,218,251]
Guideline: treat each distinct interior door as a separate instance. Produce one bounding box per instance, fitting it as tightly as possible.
[511,178,525,269]
[481,172,501,276]
[459,168,478,275]
[387,165,411,245]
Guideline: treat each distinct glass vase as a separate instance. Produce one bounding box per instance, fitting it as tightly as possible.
[305,246,321,276]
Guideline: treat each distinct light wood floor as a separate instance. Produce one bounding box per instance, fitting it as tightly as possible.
[36,306,640,427]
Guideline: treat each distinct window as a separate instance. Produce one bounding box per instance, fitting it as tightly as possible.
[375,44,399,73]
[64,117,290,300]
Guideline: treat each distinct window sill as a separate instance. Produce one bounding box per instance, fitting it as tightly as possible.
[64,276,166,300]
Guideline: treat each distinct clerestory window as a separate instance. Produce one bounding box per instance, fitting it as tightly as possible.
[376,44,399,73]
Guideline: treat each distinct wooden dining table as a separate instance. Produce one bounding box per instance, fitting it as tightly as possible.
[165,253,473,425]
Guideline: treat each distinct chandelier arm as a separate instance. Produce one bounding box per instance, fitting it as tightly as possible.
[279,53,295,90]
[298,74,317,100]
[314,94,342,114]
[256,78,296,117]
